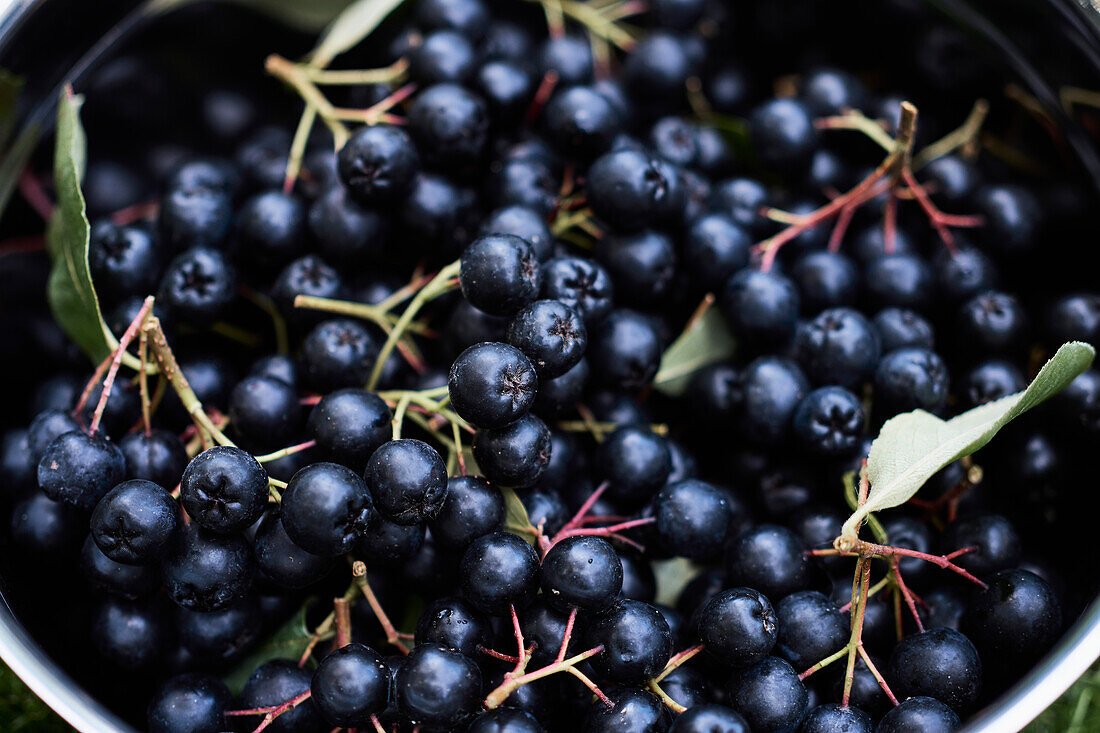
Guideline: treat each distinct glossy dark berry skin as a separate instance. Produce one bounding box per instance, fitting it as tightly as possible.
[27,408,81,462]
[863,254,934,312]
[474,401,553,482]
[418,0,489,37]
[482,206,552,262]
[460,531,541,615]
[975,184,1042,255]
[669,704,749,733]
[774,591,848,672]
[310,643,391,727]
[469,708,546,733]
[889,627,983,712]
[722,269,800,352]
[874,308,934,352]
[799,704,872,733]
[338,124,420,204]
[92,596,167,669]
[489,157,558,215]
[956,290,1028,356]
[801,67,867,116]
[37,430,127,510]
[795,308,881,389]
[449,342,537,429]
[541,535,623,612]
[622,31,692,104]
[236,190,305,265]
[738,357,809,447]
[91,479,179,565]
[687,363,743,426]
[696,588,778,668]
[477,61,535,126]
[162,524,254,612]
[176,597,261,665]
[301,319,379,393]
[587,599,671,684]
[506,299,587,378]
[307,389,392,472]
[241,660,325,733]
[544,85,621,160]
[180,446,268,534]
[597,425,671,505]
[410,29,476,85]
[158,246,236,323]
[683,213,751,294]
[429,474,504,549]
[598,229,678,306]
[541,257,614,325]
[962,360,1025,408]
[395,643,483,731]
[587,149,675,233]
[366,438,448,525]
[119,429,188,488]
[415,595,493,658]
[1045,293,1100,346]
[81,534,160,598]
[538,34,593,86]
[726,525,811,601]
[408,83,490,168]
[229,375,302,452]
[308,186,389,265]
[727,657,808,733]
[653,479,732,559]
[9,492,83,555]
[356,514,425,565]
[282,461,375,555]
[460,234,542,317]
[942,514,1021,578]
[750,99,819,172]
[254,510,334,588]
[583,688,672,733]
[876,696,960,733]
[932,245,996,306]
[960,569,1061,670]
[874,348,950,414]
[792,251,858,314]
[88,221,160,303]
[793,386,865,456]
[588,309,662,392]
[158,184,232,251]
[147,673,230,733]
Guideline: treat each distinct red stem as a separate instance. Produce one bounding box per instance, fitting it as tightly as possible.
[90,297,154,434]
[524,71,560,127]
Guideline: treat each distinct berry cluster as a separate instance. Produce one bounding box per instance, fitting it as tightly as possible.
[1,0,1099,732]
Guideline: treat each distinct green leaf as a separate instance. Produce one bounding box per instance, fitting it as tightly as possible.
[44,89,120,365]
[223,601,315,695]
[653,558,701,607]
[652,298,735,397]
[501,486,536,546]
[842,341,1096,538]
[309,0,408,68]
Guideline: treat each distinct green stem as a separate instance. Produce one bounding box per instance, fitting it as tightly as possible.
[145,317,235,448]
[392,393,412,440]
[366,260,461,390]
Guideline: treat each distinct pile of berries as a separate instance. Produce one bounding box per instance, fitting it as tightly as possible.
[2,0,1099,732]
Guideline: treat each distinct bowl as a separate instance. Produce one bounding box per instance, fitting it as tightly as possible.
[3,0,1100,730]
